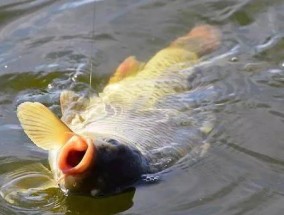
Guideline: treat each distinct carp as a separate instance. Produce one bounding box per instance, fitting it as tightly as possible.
[17,25,220,195]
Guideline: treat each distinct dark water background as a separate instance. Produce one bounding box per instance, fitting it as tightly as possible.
[0,0,284,214]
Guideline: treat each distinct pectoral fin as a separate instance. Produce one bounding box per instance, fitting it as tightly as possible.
[60,90,90,124]
[60,90,79,115]
[17,102,73,150]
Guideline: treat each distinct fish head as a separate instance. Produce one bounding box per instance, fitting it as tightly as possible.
[49,134,96,193]
[50,135,147,194]
[16,102,147,195]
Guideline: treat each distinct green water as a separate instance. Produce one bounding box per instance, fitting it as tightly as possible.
[0,0,284,214]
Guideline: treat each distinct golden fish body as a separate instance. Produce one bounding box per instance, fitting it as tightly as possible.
[17,25,220,194]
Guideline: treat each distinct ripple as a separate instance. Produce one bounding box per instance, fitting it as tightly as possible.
[58,0,103,11]
[0,163,65,213]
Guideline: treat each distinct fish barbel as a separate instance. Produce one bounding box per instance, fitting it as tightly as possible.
[17,25,220,194]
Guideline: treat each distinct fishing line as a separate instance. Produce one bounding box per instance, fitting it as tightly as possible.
[89,1,96,88]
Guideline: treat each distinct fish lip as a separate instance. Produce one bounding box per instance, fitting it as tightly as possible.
[58,135,96,175]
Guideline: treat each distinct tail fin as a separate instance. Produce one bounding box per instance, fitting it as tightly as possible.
[171,25,221,56]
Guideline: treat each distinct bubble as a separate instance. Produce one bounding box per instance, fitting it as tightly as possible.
[71,74,77,82]
[229,57,238,62]
[141,174,160,184]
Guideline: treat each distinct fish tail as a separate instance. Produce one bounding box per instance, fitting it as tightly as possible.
[170,24,221,57]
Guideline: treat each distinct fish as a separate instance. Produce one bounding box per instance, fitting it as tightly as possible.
[17,25,221,195]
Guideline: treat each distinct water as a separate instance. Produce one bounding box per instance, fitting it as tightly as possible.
[0,0,284,214]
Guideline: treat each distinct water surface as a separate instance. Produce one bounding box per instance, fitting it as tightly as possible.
[0,0,284,214]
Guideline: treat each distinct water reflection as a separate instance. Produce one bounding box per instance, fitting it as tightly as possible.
[65,189,135,215]
[0,157,135,214]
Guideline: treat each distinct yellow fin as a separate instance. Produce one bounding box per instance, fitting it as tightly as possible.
[60,90,90,124]
[108,56,144,84]
[17,102,73,150]
[60,90,79,115]
[170,25,221,56]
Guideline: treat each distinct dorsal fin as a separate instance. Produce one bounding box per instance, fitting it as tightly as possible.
[17,102,73,150]
[108,56,144,84]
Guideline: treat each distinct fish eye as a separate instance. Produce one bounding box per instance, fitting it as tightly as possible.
[106,139,120,145]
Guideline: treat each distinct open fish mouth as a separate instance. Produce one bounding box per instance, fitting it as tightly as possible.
[58,136,96,175]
